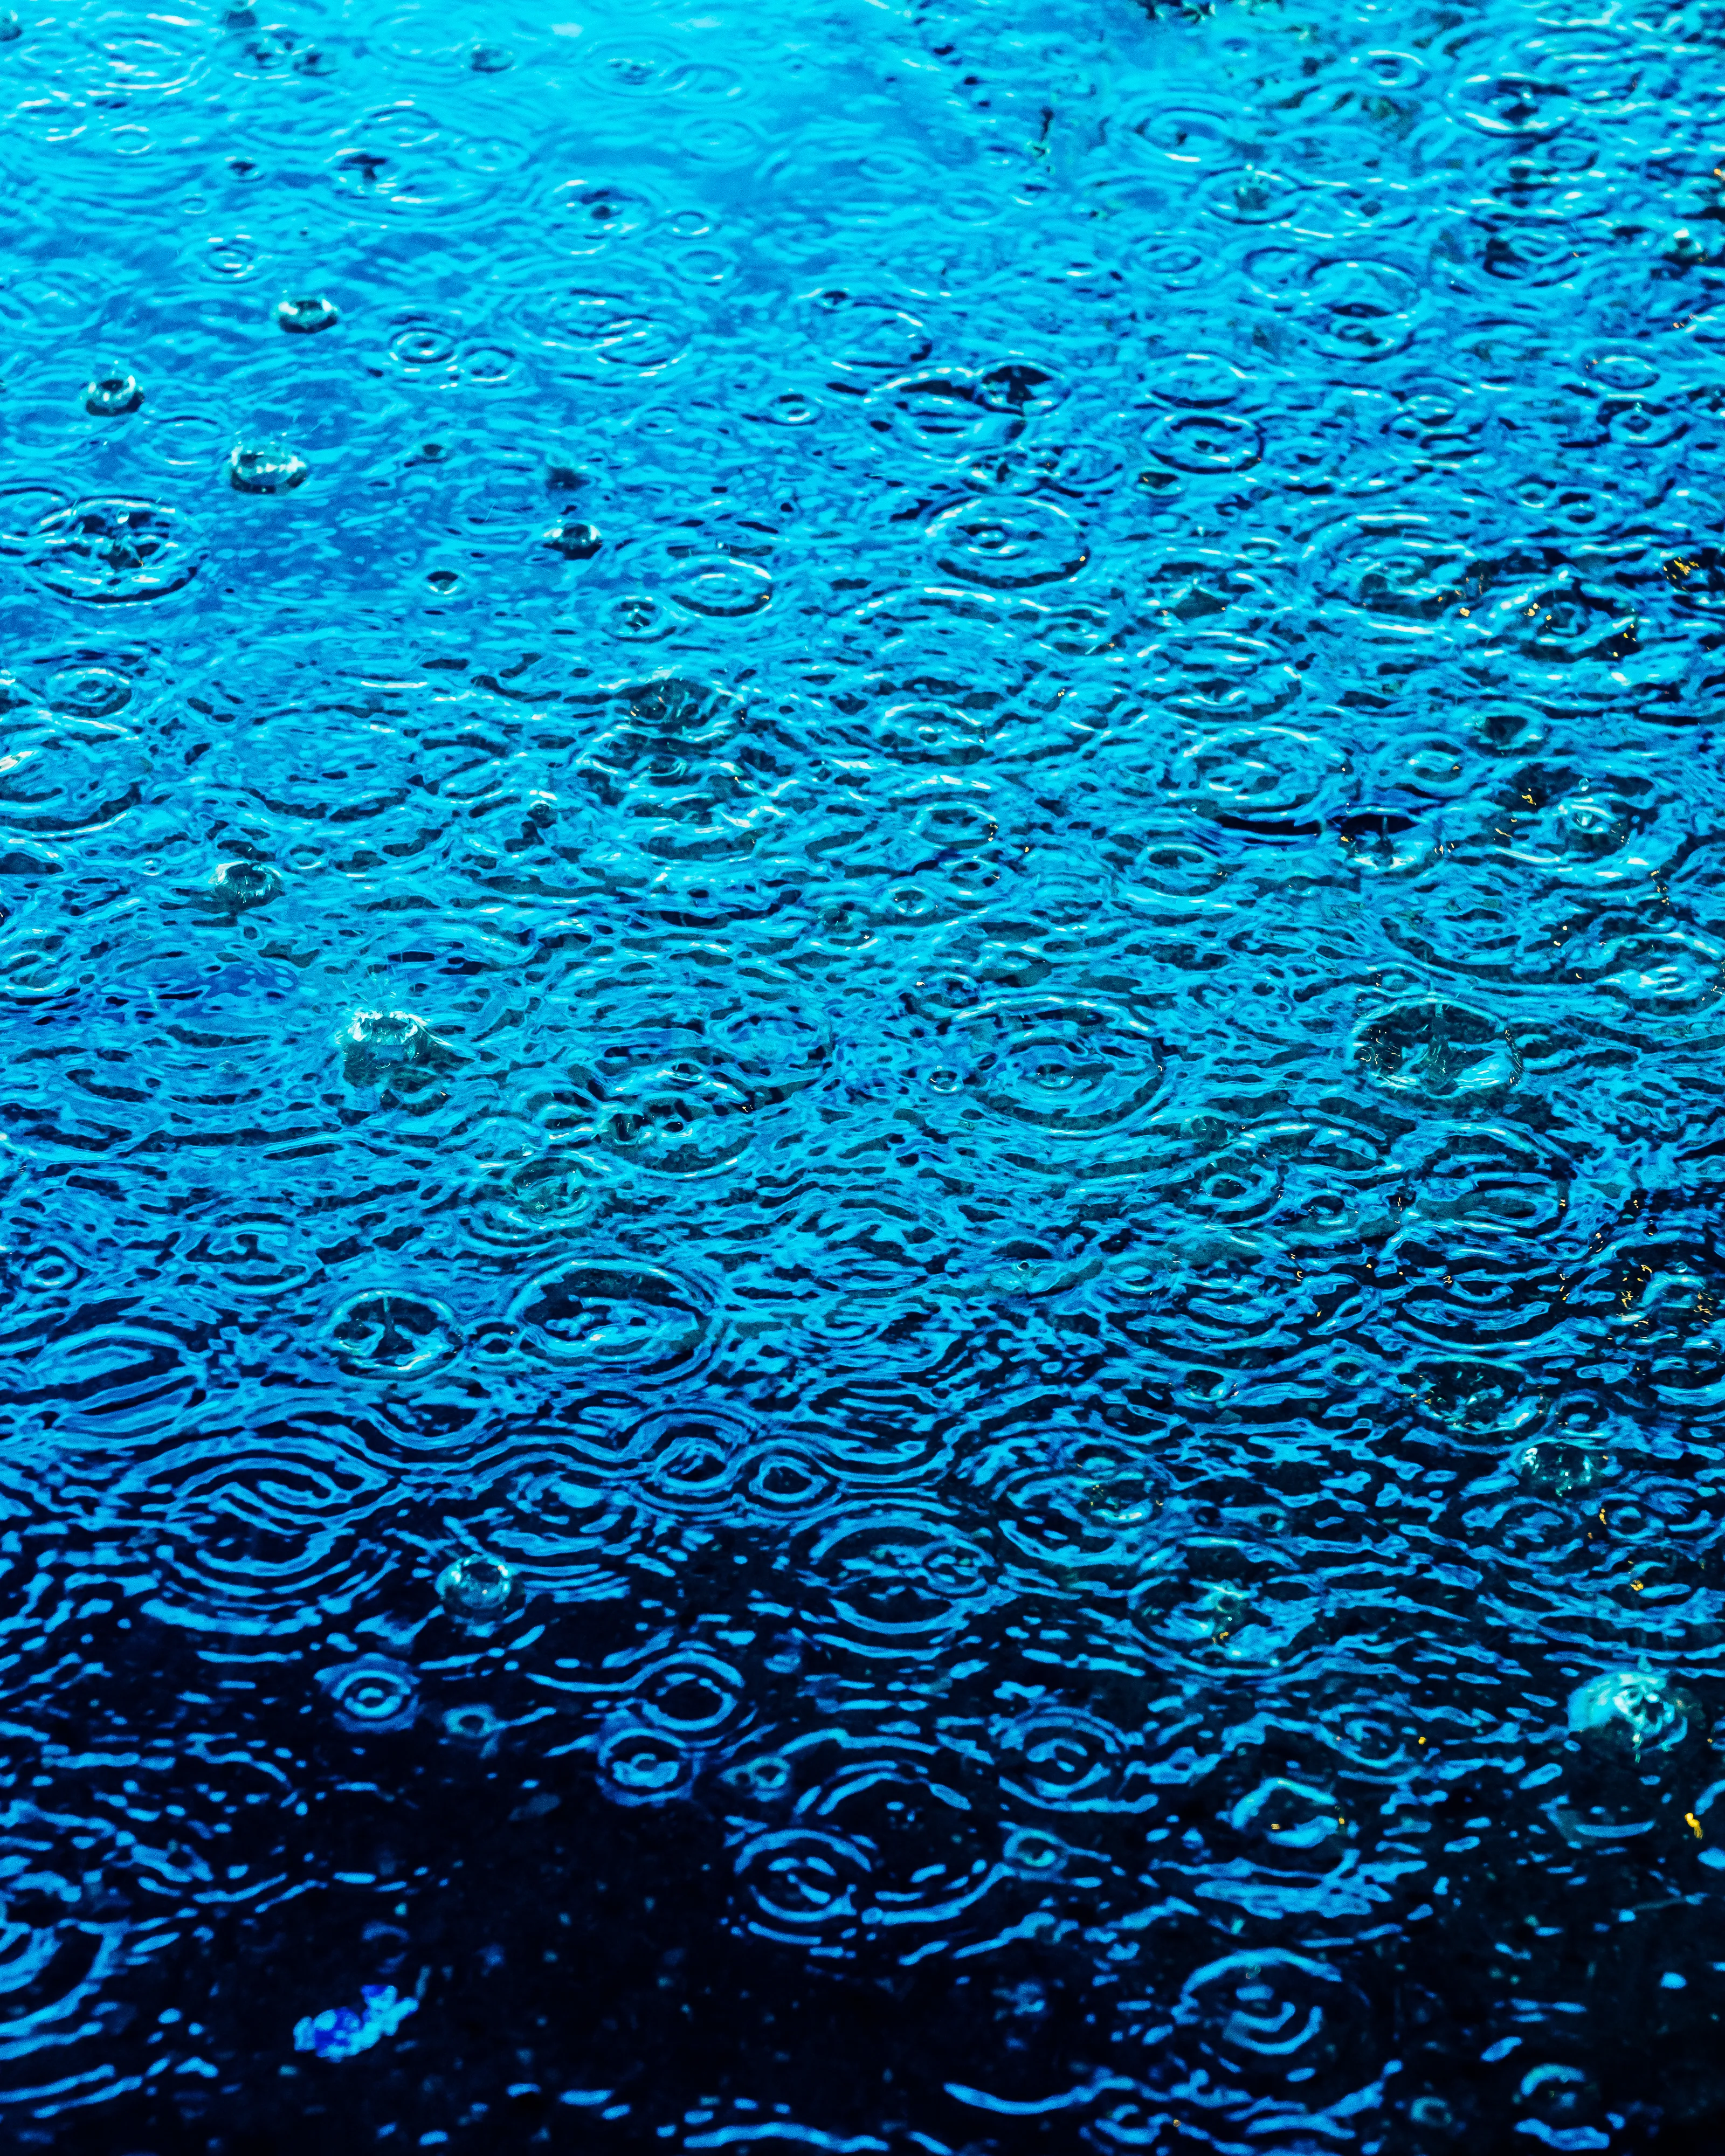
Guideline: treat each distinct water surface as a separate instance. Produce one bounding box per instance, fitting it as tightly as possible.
[3,0,1725,2149]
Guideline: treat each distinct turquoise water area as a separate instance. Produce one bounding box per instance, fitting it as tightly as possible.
[3,0,1725,2147]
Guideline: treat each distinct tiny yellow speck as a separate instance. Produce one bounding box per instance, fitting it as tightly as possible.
[1687,1812,1703,1839]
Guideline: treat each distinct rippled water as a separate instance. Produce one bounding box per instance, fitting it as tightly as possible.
[4,0,1725,2147]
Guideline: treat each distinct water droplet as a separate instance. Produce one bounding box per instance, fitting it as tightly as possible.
[543,515,601,559]
[229,440,308,494]
[84,369,142,417]
[210,859,276,908]
[436,1553,517,1621]
[26,496,198,603]
[1354,1000,1521,1099]
[1567,1668,1698,1758]
[274,294,339,334]
[329,1292,461,1377]
[470,42,513,72]
[346,1009,412,1063]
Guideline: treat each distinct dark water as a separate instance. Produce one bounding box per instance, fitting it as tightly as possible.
[3,0,1725,2147]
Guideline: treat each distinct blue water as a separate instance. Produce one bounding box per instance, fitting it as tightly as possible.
[3,0,1724,2147]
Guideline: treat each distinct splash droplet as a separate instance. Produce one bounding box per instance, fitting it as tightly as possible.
[85,369,143,417]
[436,1553,518,1621]
[211,859,277,909]
[543,515,602,559]
[1567,1668,1698,1758]
[229,440,309,494]
[274,294,339,335]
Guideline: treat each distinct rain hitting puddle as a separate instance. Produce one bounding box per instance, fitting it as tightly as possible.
[2,0,1724,2151]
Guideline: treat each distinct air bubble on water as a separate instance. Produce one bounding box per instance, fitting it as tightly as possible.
[0,13,20,42]
[1567,1668,1696,1758]
[229,440,309,494]
[436,1553,517,1623]
[85,370,143,417]
[470,42,513,72]
[275,294,339,335]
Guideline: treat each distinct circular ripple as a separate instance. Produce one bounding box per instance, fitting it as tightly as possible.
[929,497,1088,589]
[1175,1118,1388,1238]
[115,1431,393,1635]
[867,369,1037,460]
[633,1649,745,1738]
[1392,1243,1572,1351]
[0,1799,134,2100]
[1499,766,1665,882]
[669,555,772,617]
[318,1655,418,1733]
[948,999,1164,1144]
[549,181,657,251]
[329,1293,461,1377]
[389,313,459,369]
[1146,409,1264,473]
[0,724,146,837]
[1224,1777,1349,1874]
[1310,514,1474,624]
[1302,257,1418,362]
[530,284,691,373]
[509,1262,710,1370]
[1591,932,1723,1022]
[1404,1125,1571,1238]
[631,1405,756,1514]
[995,1704,1148,1812]
[812,293,933,377]
[740,1447,843,1521]
[987,1465,1162,1575]
[1170,725,1350,837]
[1130,1536,1328,1675]
[1354,1001,1521,1099]
[25,1323,203,1438]
[810,1510,994,1650]
[597,1719,696,1805]
[1203,167,1306,225]
[1171,1947,1366,2099]
[469,1446,640,1579]
[25,497,198,604]
[734,1828,874,1949]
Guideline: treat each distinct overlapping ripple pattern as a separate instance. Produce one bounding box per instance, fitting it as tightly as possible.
[3,0,1725,2147]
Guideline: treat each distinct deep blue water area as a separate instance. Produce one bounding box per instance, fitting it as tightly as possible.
[4,0,1725,2148]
